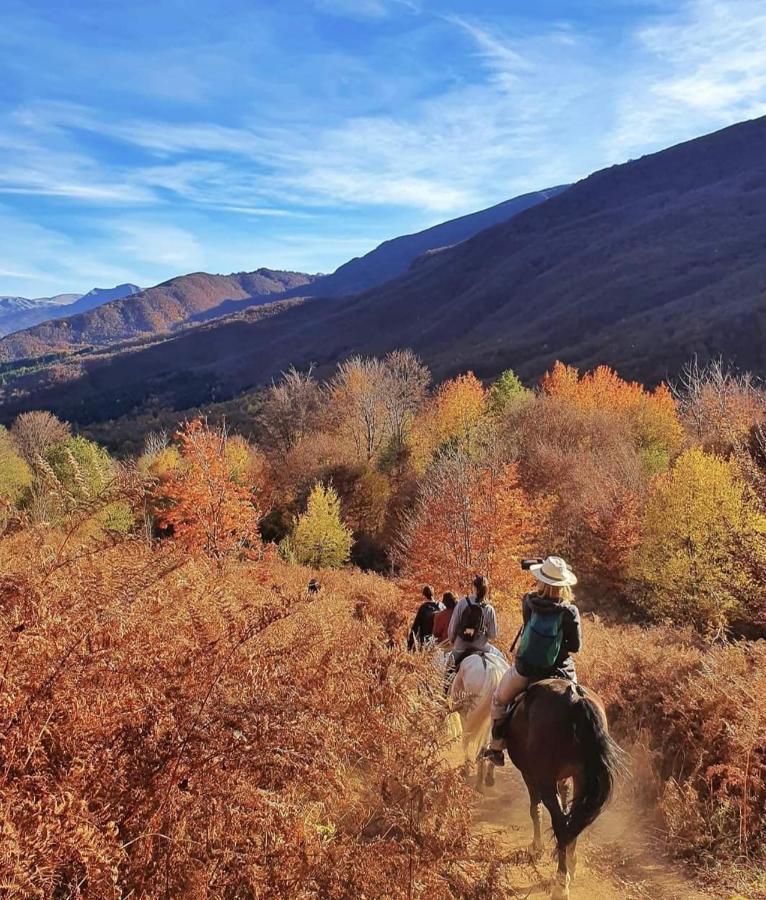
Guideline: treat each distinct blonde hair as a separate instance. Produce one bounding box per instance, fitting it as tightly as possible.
[535,582,574,604]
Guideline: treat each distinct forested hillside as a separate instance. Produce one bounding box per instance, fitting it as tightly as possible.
[1,353,765,896]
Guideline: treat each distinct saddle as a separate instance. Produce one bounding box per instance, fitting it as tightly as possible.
[453,646,490,671]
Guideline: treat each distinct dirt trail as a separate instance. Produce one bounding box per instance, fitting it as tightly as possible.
[470,764,712,900]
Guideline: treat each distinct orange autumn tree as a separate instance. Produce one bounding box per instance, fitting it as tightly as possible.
[399,449,545,597]
[542,362,683,471]
[157,419,262,559]
[580,482,642,593]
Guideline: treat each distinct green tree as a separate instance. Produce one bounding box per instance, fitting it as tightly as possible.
[630,448,766,630]
[488,369,529,415]
[283,482,353,568]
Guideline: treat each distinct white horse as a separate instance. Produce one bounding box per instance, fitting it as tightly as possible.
[438,648,510,790]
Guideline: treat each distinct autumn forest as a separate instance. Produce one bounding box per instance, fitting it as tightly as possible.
[0,351,765,896]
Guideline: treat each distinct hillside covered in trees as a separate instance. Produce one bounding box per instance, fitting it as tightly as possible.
[2,353,766,896]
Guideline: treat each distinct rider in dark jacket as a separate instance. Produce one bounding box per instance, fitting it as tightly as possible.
[484,556,580,765]
[407,585,442,650]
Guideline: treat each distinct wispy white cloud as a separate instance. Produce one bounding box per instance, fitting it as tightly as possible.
[609,0,766,158]
[6,15,590,217]
[110,221,204,270]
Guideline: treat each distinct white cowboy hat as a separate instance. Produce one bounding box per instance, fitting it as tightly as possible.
[530,555,578,587]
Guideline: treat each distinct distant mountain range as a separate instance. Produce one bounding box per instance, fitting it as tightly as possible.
[0,185,563,362]
[0,272,314,361]
[2,114,766,427]
[0,284,140,337]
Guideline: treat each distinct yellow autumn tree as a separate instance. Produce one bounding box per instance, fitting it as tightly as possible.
[0,426,32,505]
[409,372,488,471]
[282,482,353,568]
[630,447,766,630]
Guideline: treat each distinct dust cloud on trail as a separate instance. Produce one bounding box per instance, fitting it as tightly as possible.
[470,764,712,899]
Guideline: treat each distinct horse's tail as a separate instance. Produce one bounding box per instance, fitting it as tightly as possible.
[562,685,623,845]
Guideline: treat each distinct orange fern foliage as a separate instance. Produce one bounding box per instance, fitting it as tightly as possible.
[0,529,512,898]
[400,451,545,596]
[156,419,262,558]
[579,623,766,873]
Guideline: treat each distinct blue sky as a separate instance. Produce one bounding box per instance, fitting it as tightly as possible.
[1,0,766,297]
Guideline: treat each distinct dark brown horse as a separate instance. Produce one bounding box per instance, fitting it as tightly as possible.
[501,678,623,900]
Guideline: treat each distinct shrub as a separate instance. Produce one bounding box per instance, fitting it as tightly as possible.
[10,410,70,464]
[44,435,112,500]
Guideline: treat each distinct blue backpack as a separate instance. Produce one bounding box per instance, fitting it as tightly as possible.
[517,606,564,670]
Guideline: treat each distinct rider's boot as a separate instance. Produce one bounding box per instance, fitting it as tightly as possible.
[482,715,508,765]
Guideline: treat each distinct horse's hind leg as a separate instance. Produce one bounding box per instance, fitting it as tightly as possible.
[540,786,570,900]
[565,772,582,882]
[521,773,543,857]
[566,839,578,884]
[475,754,485,791]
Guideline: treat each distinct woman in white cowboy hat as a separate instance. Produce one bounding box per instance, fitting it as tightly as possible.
[484,556,582,766]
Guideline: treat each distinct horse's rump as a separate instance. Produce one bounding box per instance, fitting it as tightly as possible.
[518,680,605,778]
[512,678,623,845]
[450,651,509,759]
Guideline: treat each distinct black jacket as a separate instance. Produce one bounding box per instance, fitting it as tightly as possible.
[407,600,443,650]
[514,592,581,681]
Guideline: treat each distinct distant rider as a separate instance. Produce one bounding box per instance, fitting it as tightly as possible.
[431,591,457,645]
[407,585,443,651]
[484,556,581,765]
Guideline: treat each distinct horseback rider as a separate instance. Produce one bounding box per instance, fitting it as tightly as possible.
[484,556,581,766]
[431,591,457,645]
[445,575,499,686]
[407,585,443,650]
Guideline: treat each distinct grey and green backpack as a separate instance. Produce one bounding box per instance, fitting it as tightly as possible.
[517,605,564,670]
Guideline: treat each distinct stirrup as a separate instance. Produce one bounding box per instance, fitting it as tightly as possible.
[482,748,505,766]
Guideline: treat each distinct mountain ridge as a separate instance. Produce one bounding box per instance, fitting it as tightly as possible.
[0,186,564,361]
[2,115,766,424]
[0,270,315,360]
[0,284,139,337]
